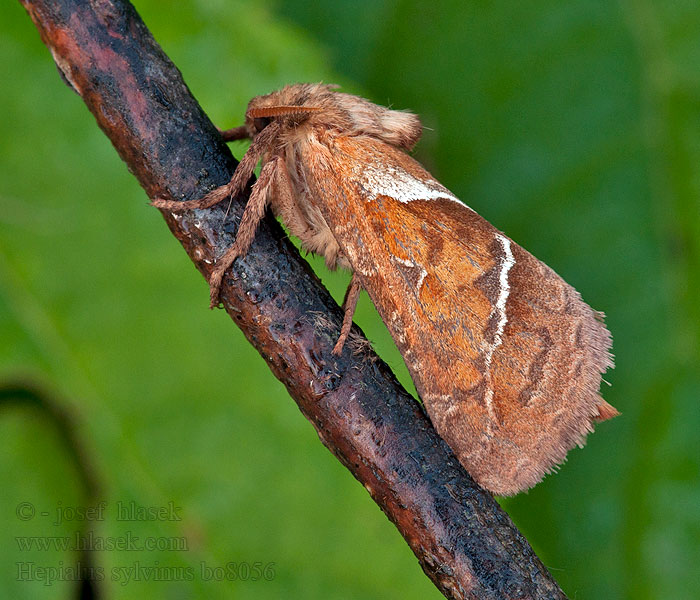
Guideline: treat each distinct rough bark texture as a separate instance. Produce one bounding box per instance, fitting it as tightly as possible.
[20,1,569,598]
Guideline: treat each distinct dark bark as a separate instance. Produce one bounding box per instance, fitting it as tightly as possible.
[19,1,568,598]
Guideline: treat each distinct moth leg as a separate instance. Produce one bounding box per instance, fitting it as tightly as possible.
[218,125,248,142]
[332,273,362,356]
[208,157,279,308]
[151,122,279,212]
[273,158,312,238]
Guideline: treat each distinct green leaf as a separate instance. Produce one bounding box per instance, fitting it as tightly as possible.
[3,0,699,598]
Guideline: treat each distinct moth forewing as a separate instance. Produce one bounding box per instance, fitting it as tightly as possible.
[297,129,616,496]
[153,83,616,496]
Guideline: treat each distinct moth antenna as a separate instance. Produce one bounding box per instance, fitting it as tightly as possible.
[248,105,323,118]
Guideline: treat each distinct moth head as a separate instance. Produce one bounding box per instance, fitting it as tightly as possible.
[244,83,423,150]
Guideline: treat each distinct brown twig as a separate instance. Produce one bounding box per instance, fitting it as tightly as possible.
[19,1,568,598]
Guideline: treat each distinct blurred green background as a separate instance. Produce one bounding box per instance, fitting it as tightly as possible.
[1,0,699,598]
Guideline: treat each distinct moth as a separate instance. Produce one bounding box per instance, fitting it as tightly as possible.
[153,83,617,495]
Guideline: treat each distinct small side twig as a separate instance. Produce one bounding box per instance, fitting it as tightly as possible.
[20,1,568,598]
[1,378,102,598]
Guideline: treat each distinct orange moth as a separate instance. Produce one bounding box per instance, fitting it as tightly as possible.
[153,84,617,495]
